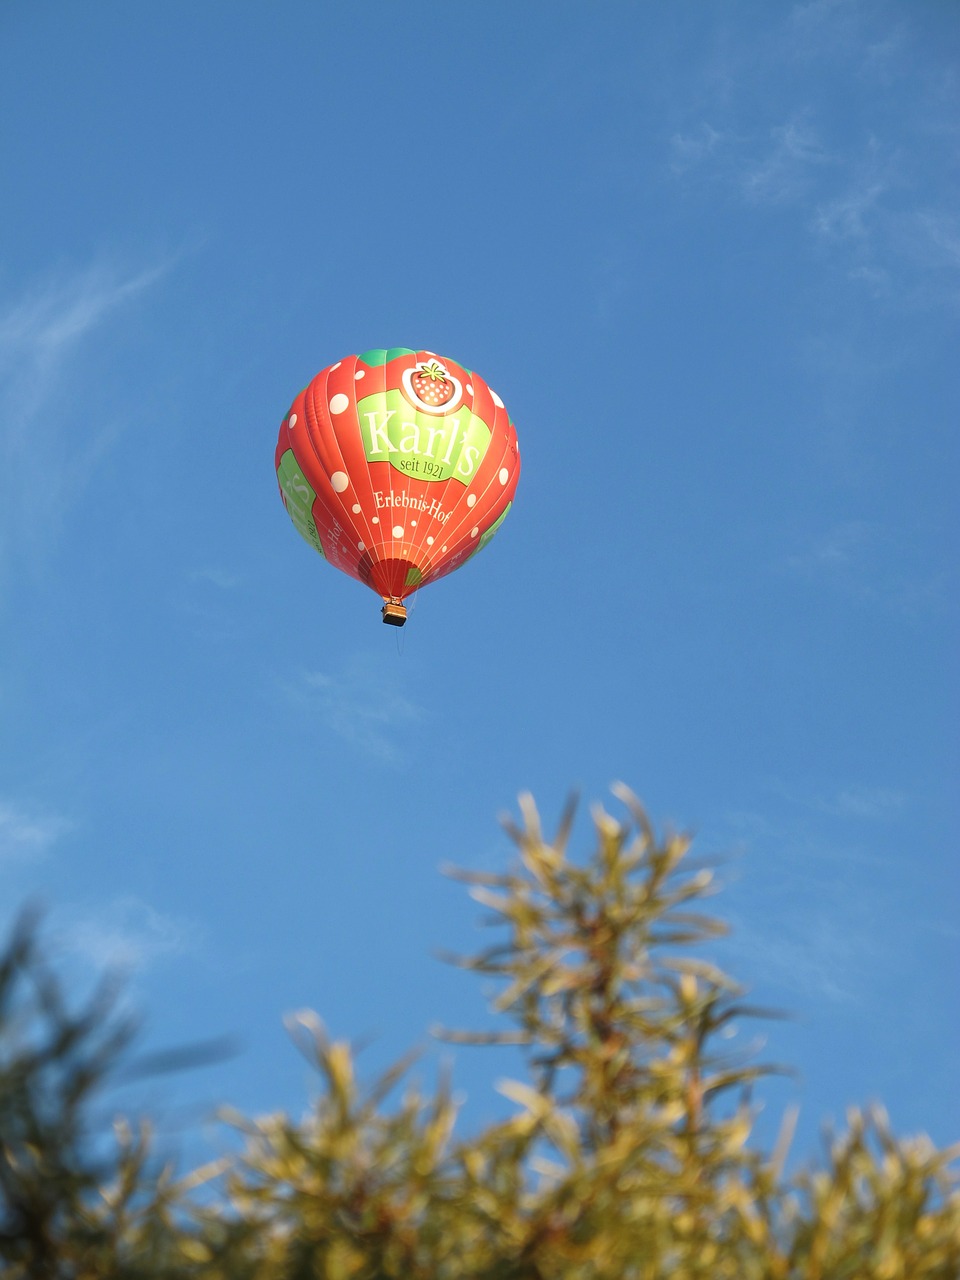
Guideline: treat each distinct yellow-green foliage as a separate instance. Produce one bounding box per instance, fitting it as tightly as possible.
[1,790,957,1277]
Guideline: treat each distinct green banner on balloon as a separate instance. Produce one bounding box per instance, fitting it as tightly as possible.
[277,448,324,557]
[356,389,492,483]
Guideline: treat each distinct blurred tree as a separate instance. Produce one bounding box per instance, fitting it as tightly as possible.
[1,788,957,1278]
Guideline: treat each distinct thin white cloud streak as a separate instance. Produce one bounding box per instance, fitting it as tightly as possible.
[669,113,834,205]
[741,116,834,206]
[60,895,201,974]
[668,123,728,174]
[813,180,886,242]
[0,795,199,978]
[0,799,72,864]
[667,8,959,310]
[720,816,898,889]
[723,904,879,1004]
[188,568,242,590]
[0,263,164,366]
[289,660,423,765]
[714,798,903,1003]
[779,518,951,619]
[0,259,169,579]
[789,0,865,56]
[673,117,959,308]
[772,781,908,825]
[788,0,911,84]
[909,210,960,279]
[784,520,876,575]
[707,763,958,1007]
[822,788,906,820]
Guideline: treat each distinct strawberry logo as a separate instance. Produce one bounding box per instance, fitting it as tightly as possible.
[411,360,455,407]
[402,358,463,415]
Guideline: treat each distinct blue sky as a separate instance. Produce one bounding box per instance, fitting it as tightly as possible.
[1,0,957,1167]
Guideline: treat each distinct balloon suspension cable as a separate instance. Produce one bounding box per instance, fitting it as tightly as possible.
[381,597,407,627]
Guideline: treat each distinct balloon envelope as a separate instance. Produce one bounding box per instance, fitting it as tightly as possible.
[275,349,520,621]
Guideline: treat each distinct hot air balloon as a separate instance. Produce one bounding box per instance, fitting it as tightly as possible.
[275,348,520,625]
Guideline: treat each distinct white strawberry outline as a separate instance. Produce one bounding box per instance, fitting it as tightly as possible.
[401,358,463,415]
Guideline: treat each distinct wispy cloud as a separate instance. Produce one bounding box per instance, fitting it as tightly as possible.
[789,0,864,56]
[762,779,909,825]
[741,116,833,206]
[813,178,886,242]
[784,519,876,575]
[782,520,950,617]
[669,122,728,174]
[0,799,72,865]
[667,8,958,310]
[725,902,881,1004]
[0,796,199,978]
[669,111,833,205]
[288,658,423,764]
[812,171,960,306]
[907,210,960,292]
[720,810,898,888]
[0,259,170,580]
[715,787,906,1003]
[788,0,910,83]
[0,263,164,367]
[60,895,200,974]
[188,568,242,590]
[821,787,907,820]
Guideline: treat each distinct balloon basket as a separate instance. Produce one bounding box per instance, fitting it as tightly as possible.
[381,599,407,627]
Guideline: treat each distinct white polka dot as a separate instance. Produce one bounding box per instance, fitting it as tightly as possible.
[352,503,361,514]
[471,527,479,537]
[372,516,379,524]
[466,383,474,396]
[491,389,504,408]
[499,467,509,485]
[329,393,350,414]
[410,519,416,527]
[441,545,447,553]
[289,413,298,428]
[358,541,365,550]
[427,536,434,545]
[467,493,477,507]
[330,361,342,371]
[354,369,365,380]
[392,525,404,538]
[330,471,349,492]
